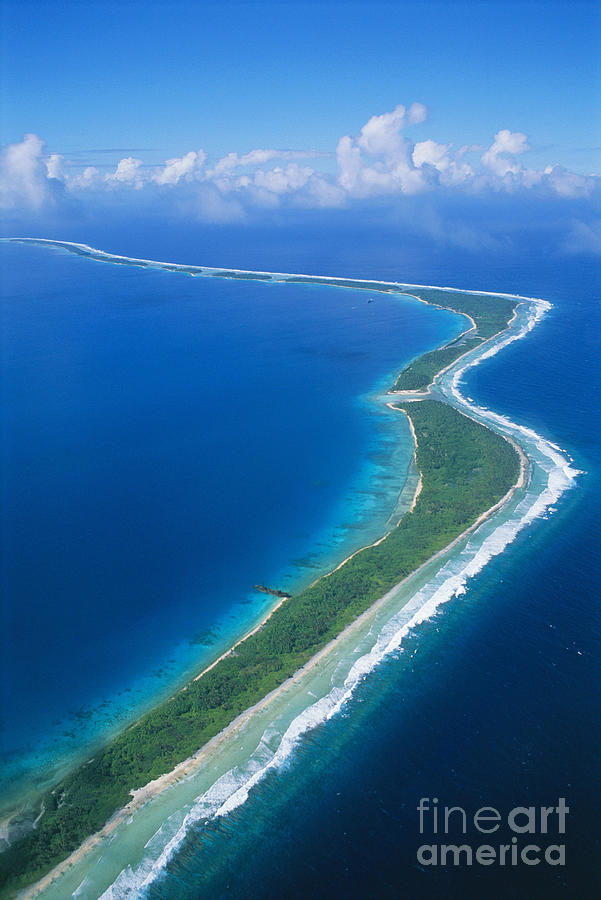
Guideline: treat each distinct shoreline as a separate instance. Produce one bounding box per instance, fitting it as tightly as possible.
[2,238,546,304]
[388,301,522,400]
[18,412,529,900]
[19,417,528,900]
[191,595,288,684]
[3,243,551,900]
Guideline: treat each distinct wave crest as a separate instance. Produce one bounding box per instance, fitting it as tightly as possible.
[97,294,580,900]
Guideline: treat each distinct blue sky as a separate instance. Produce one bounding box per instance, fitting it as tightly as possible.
[2,0,599,170]
[1,0,599,252]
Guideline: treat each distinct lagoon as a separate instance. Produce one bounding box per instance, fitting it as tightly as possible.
[0,241,463,812]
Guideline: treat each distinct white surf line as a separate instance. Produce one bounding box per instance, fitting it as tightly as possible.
[98,434,530,900]
[95,288,578,900]
[8,237,579,900]
[15,438,427,900]
[3,238,544,304]
[89,256,579,900]
[389,299,524,399]
[181,307,579,833]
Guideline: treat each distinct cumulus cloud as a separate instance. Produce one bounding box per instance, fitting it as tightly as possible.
[412,140,451,171]
[104,156,145,187]
[542,164,592,198]
[335,103,432,197]
[300,174,346,208]
[46,153,65,181]
[70,165,100,189]
[190,183,246,223]
[153,149,206,185]
[0,133,59,208]
[2,104,598,226]
[407,101,428,125]
[481,129,530,176]
[252,163,313,194]
[208,148,325,180]
[357,103,411,157]
[412,140,475,185]
[336,135,363,192]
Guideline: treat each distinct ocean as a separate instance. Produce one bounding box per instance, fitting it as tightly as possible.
[0,240,461,805]
[1,226,599,899]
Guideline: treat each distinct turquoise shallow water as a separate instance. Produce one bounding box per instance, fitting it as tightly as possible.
[0,241,462,813]
[37,285,584,900]
[137,252,598,900]
[3,236,598,900]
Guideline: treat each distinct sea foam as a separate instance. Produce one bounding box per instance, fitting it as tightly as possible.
[94,289,580,900]
[12,241,578,899]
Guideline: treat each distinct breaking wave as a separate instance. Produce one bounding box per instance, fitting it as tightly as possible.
[95,291,580,899]
[12,241,578,898]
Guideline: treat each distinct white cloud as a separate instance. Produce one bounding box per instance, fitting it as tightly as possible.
[208,150,282,186]
[542,164,592,198]
[69,166,100,189]
[336,135,363,191]
[239,149,279,168]
[208,148,325,178]
[46,153,65,181]
[1,109,598,222]
[0,133,54,208]
[252,163,313,194]
[301,174,346,208]
[412,140,476,186]
[192,183,246,223]
[481,129,530,176]
[412,140,452,171]
[407,102,428,125]
[105,157,144,187]
[209,151,240,177]
[357,103,410,157]
[153,149,206,185]
[335,103,432,197]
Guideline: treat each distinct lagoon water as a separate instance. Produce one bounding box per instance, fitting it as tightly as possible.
[0,241,461,810]
[1,233,599,899]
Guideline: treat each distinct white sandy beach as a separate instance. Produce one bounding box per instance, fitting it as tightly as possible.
[19,399,528,900]
[7,246,553,900]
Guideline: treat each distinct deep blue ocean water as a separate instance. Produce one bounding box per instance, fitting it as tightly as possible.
[2,225,599,899]
[107,228,600,900]
[0,241,462,806]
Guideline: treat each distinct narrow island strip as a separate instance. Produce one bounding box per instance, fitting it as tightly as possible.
[0,247,530,899]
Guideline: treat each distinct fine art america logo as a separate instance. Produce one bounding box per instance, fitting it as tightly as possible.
[417,798,569,867]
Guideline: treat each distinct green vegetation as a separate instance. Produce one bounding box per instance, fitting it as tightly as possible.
[282,277,518,393]
[210,271,273,280]
[393,338,482,391]
[392,289,518,392]
[416,288,517,339]
[284,276,396,291]
[1,253,522,895]
[282,279,517,343]
[0,400,520,898]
